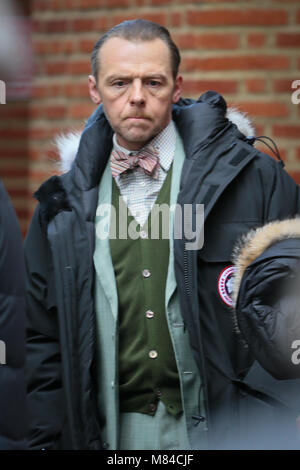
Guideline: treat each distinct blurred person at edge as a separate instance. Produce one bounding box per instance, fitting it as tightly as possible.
[232,219,300,382]
[0,0,31,82]
[0,181,27,450]
[0,0,29,451]
[24,19,300,450]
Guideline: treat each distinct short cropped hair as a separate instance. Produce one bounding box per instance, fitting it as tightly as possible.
[91,19,181,81]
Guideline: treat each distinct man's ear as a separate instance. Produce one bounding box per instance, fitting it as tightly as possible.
[172,75,183,104]
[88,75,101,104]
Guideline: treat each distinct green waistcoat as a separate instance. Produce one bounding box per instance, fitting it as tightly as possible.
[109,167,183,416]
[93,127,207,450]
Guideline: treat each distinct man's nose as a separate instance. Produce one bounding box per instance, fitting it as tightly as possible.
[129,80,145,106]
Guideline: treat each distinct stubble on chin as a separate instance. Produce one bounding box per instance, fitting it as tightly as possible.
[115,120,158,147]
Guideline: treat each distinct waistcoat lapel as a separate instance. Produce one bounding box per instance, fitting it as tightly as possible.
[165,129,186,307]
[93,160,118,320]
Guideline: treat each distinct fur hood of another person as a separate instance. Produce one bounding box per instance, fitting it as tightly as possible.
[233,218,300,380]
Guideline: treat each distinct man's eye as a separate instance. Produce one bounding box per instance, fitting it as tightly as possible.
[114,81,126,87]
[148,80,160,87]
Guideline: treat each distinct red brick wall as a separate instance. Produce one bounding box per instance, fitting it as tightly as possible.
[0,104,30,235]
[2,0,300,233]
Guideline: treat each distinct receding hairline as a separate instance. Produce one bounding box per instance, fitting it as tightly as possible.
[95,37,175,79]
[91,20,181,82]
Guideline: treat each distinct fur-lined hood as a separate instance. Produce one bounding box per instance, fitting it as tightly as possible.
[55,106,256,174]
[232,218,300,305]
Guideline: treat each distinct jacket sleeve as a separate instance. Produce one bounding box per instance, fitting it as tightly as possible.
[0,181,27,450]
[25,206,66,450]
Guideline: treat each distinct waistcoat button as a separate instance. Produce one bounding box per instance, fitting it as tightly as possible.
[142,269,151,278]
[149,350,158,359]
[146,310,154,318]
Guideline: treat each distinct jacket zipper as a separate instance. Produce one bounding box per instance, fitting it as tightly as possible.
[50,215,82,449]
[183,243,191,297]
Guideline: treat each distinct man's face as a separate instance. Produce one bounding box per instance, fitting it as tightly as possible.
[88,37,182,151]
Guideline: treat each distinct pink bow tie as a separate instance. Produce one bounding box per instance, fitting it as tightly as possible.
[110,145,160,179]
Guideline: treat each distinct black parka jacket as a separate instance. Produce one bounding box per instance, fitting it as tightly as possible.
[0,181,27,450]
[233,219,300,381]
[25,92,300,450]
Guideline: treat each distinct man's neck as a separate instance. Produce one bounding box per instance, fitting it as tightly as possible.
[113,135,140,154]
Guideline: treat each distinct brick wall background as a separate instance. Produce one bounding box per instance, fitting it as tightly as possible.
[0,0,300,234]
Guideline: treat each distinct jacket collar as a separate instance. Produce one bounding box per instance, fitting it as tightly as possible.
[66,91,255,191]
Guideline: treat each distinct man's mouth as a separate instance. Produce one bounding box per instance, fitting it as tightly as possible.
[125,116,150,120]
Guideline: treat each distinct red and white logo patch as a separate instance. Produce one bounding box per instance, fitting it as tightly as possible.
[217,266,235,307]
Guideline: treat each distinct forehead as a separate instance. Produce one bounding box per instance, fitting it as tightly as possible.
[98,37,173,78]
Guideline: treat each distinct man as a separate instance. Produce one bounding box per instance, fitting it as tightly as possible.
[25,19,300,450]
